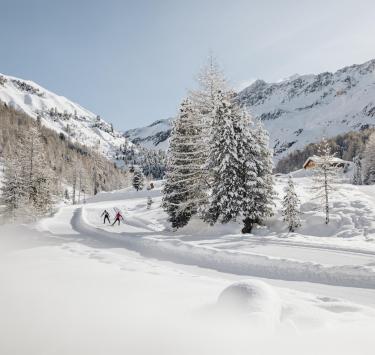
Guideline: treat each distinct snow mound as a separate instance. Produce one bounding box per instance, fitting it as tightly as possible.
[217,280,281,324]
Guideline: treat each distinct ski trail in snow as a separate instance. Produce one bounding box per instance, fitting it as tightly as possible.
[62,206,375,289]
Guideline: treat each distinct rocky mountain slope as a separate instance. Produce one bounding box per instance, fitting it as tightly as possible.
[0,73,132,160]
[124,59,375,161]
[124,118,173,151]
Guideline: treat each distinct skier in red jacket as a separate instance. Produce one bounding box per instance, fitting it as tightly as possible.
[112,211,124,226]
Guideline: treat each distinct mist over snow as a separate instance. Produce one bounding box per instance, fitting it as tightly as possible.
[1,174,375,354]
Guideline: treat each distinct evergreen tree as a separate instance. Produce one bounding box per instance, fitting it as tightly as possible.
[1,157,28,219]
[162,98,206,229]
[133,168,145,191]
[282,176,301,232]
[352,155,363,185]
[190,55,228,209]
[362,132,375,185]
[21,126,55,216]
[91,142,105,195]
[241,118,275,233]
[204,94,275,232]
[190,54,227,129]
[1,126,55,218]
[205,91,244,224]
[311,138,339,224]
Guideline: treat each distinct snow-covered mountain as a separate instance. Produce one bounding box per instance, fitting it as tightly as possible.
[0,73,132,160]
[124,118,173,151]
[124,58,375,160]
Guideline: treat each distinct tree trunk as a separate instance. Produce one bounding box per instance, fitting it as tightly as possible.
[324,169,329,224]
[242,217,254,234]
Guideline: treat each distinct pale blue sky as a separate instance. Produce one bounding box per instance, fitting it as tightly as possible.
[1,0,375,129]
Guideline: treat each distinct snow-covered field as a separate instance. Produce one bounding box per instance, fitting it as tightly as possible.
[1,174,375,354]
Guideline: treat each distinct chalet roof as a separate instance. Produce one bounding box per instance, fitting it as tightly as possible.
[302,155,347,169]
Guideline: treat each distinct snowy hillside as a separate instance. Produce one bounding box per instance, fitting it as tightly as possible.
[124,118,173,151]
[0,73,132,160]
[125,58,375,160]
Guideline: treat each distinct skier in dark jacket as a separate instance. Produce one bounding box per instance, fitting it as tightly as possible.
[101,210,111,224]
[112,211,124,226]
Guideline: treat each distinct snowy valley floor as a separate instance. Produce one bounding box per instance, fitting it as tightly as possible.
[1,174,375,354]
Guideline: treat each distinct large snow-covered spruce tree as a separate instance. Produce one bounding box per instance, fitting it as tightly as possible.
[204,91,244,224]
[362,132,375,185]
[189,55,228,208]
[162,98,207,229]
[241,118,275,233]
[311,138,338,225]
[204,91,275,231]
[282,176,301,232]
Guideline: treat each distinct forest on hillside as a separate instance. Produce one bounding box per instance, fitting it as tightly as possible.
[276,128,375,173]
[0,103,130,219]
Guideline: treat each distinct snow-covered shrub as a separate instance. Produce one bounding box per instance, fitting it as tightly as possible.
[11,79,44,97]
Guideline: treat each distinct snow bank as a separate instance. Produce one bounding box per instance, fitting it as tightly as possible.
[2,224,375,355]
[217,280,281,326]
[75,206,375,289]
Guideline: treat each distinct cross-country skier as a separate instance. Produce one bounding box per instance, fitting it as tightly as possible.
[112,211,124,226]
[101,210,111,224]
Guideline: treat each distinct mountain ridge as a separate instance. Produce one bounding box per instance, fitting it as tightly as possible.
[124,58,375,161]
[0,72,133,161]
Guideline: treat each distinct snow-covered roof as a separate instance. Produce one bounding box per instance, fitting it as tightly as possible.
[303,155,348,169]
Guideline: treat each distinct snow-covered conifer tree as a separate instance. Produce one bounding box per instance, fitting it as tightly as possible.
[22,126,55,216]
[204,94,275,232]
[1,157,28,219]
[352,155,363,185]
[282,176,301,232]
[1,126,55,218]
[132,168,145,191]
[205,91,245,224]
[362,132,375,185]
[162,98,206,229]
[190,54,227,128]
[91,142,104,195]
[189,55,228,210]
[241,119,275,233]
[311,138,338,224]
